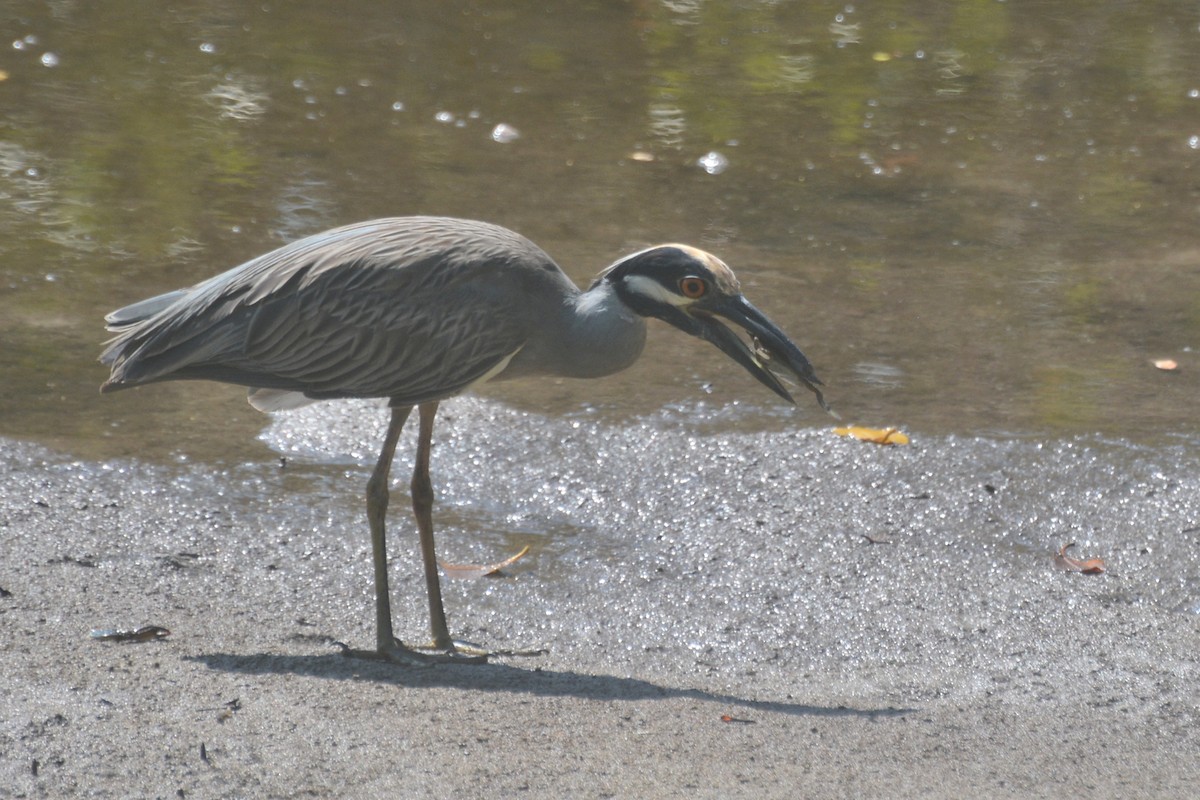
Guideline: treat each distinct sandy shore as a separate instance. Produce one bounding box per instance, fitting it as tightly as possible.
[2,399,1198,798]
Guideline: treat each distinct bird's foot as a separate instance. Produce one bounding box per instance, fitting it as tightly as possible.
[415,639,548,660]
[336,637,489,666]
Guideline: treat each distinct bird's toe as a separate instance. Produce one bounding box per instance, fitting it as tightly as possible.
[417,639,548,660]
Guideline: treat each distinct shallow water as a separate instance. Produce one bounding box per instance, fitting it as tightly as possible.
[1,1,1198,464]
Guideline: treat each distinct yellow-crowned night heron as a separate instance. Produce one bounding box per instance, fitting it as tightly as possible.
[100,216,830,665]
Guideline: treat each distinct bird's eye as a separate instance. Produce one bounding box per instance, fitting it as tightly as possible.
[678,276,707,299]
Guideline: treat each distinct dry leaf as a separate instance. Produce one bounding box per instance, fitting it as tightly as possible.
[834,425,910,445]
[1053,542,1105,574]
[440,545,530,580]
[1152,359,1178,371]
[90,625,171,642]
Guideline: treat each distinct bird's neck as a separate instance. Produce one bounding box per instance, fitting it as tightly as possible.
[559,281,647,378]
[496,279,646,382]
[549,280,648,379]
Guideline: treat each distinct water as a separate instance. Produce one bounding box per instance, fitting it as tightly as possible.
[1,1,1198,463]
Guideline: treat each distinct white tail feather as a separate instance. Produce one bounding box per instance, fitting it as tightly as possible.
[247,388,319,412]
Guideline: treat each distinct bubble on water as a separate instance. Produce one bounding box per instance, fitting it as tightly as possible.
[199,42,216,54]
[391,101,405,112]
[1189,135,1200,151]
[491,123,520,143]
[697,150,728,175]
[434,110,455,124]
[39,52,59,67]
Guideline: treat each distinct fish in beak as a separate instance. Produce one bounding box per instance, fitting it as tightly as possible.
[689,294,835,415]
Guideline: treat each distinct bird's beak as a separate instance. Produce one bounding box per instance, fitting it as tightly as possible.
[686,295,834,415]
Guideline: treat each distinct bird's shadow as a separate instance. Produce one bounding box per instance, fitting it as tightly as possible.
[186,650,913,720]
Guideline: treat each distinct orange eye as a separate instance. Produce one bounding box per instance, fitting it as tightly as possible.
[678,277,707,299]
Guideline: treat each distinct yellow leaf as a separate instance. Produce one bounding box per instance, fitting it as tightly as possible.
[833,426,910,445]
[440,545,530,580]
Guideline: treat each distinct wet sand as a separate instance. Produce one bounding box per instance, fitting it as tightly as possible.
[2,398,1197,798]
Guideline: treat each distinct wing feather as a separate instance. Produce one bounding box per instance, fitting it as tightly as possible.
[101,217,572,406]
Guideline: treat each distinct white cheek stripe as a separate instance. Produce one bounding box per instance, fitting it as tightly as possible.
[623,274,692,307]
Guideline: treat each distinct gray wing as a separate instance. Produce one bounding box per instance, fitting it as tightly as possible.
[104,289,190,331]
[101,217,573,407]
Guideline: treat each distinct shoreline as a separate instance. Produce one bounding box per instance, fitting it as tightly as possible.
[2,404,1197,798]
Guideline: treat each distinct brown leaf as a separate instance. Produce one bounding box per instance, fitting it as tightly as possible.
[89,625,171,642]
[439,545,531,580]
[1053,542,1105,574]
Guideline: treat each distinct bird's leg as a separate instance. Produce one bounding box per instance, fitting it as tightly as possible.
[412,401,489,658]
[411,401,455,650]
[344,404,484,666]
[360,405,426,664]
[409,402,547,661]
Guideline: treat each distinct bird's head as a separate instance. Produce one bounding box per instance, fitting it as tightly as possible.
[595,245,834,414]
